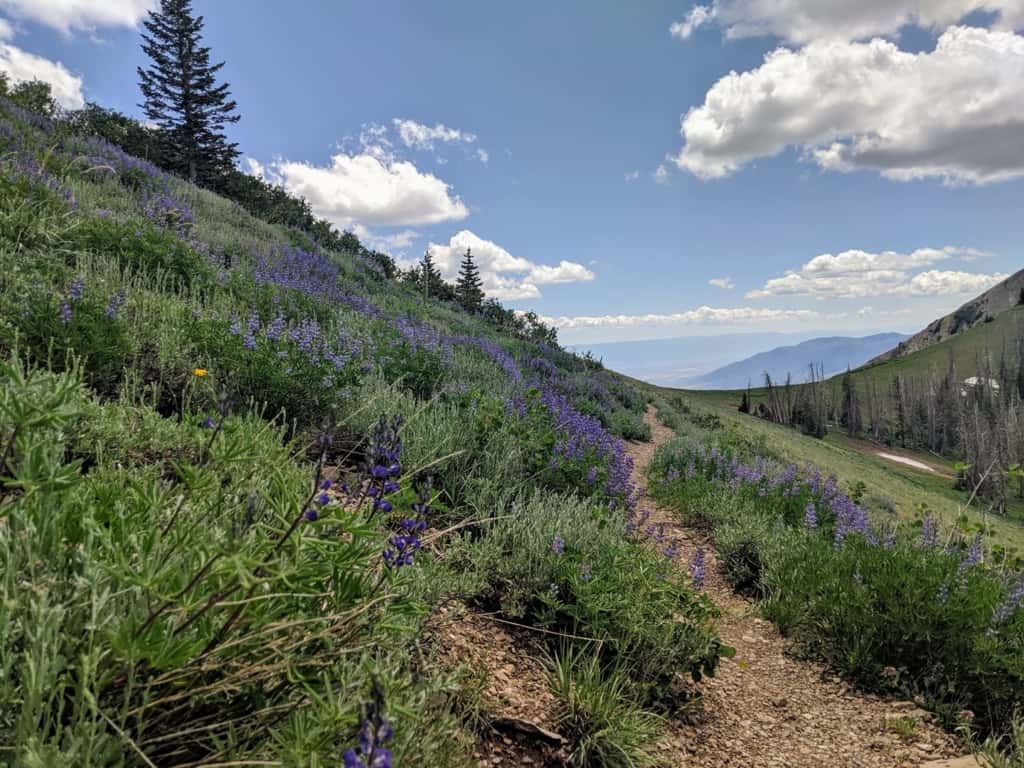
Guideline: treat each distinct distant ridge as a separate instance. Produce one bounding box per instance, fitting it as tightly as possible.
[690,333,909,390]
[868,268,1024,365]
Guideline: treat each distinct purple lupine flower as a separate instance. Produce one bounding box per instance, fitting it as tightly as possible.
[958,534,983,574]
[552,535,565,555]
[343,685,393,768]
[383,473,433,569]
[104,290,126,319]
[59,300,73,325]
[665,467,680,482]
[992,576,1024,626]
[664,539,679,560]
[201,417,217,429]
[579,562,593,582]
[803,502,818,531]
[919,513,940,548]
[688,548,706,589]
[68,279,85,302]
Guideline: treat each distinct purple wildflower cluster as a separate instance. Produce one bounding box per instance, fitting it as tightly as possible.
[664,442,873,544]
[70,135,169,188]
[384,473,433,569]
[365,415,403,516]
[343,684,393,768]
[104,289,126,320]
[226,310,365,384]
[919,513,941,548]
[688,548,706,589]
[141,191,196,237]
[540,389,637,509]
[254,245,354,308]
[0,117,76,207]
[58,278,87,325]
[993,576,1024,626]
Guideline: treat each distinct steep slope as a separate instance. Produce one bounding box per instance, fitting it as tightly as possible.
[691,333,909,389]
[869,268,1024,364]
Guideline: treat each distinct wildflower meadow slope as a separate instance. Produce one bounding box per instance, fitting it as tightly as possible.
[645,391,1024,749]
[0,97,723,766]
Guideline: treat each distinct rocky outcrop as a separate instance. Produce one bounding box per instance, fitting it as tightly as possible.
[868,268,1024,365]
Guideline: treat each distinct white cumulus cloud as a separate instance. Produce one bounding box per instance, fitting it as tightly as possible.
[0,0,154,35]
[674,26,1024,185]
[709,276,735,289]
[259,151,469,230]
[747,246,1006,298]
[0,41,84,107]
[427,229,595,301]
[668,0,1024,45]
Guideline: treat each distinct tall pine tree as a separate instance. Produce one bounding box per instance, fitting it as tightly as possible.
[418,249,440,300]
[138,0,240,187]
[455,248,484,312]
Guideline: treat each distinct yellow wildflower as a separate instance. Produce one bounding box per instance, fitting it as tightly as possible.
[193,368,208,377]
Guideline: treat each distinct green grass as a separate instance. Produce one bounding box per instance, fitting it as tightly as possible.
[645,384,1024,556]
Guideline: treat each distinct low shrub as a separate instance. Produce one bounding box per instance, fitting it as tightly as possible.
[457,490,726,705]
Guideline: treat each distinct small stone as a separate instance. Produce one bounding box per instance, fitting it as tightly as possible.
[771,697,788,708]
[915,742,935,753]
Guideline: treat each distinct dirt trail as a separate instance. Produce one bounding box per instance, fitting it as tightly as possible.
[629,406,967,768]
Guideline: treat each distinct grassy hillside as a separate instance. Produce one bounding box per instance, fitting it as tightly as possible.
[0,98,727,765]
[853,305,1024,388]
[638,380,1024,555]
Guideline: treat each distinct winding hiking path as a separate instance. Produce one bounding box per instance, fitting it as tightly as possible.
[628,406,968,768]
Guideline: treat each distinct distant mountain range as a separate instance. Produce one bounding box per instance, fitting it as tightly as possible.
[688,333,910,390]
[571,332,827,386]
[867,268,1024,365]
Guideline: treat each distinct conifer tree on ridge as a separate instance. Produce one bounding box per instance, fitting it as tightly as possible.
[456,248,484,312]
[138,0,240,187]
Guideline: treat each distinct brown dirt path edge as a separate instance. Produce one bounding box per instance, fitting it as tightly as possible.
[630,406,968,768]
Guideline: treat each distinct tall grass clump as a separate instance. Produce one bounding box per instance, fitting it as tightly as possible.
[546,647,664,768]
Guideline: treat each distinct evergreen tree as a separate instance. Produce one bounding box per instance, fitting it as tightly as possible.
[455,248,484,312]
[840,369,861,438]
[419,249,443,300]
[138,0,240,187]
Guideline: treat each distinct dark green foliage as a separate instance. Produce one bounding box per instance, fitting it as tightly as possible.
[0,76,58,117]
[58,102,163,162]
[455,247,484,313]
[416,248,454,302]
[138,0,240,185]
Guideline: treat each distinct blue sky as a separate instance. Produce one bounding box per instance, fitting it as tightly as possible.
[1,0,1021,345]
